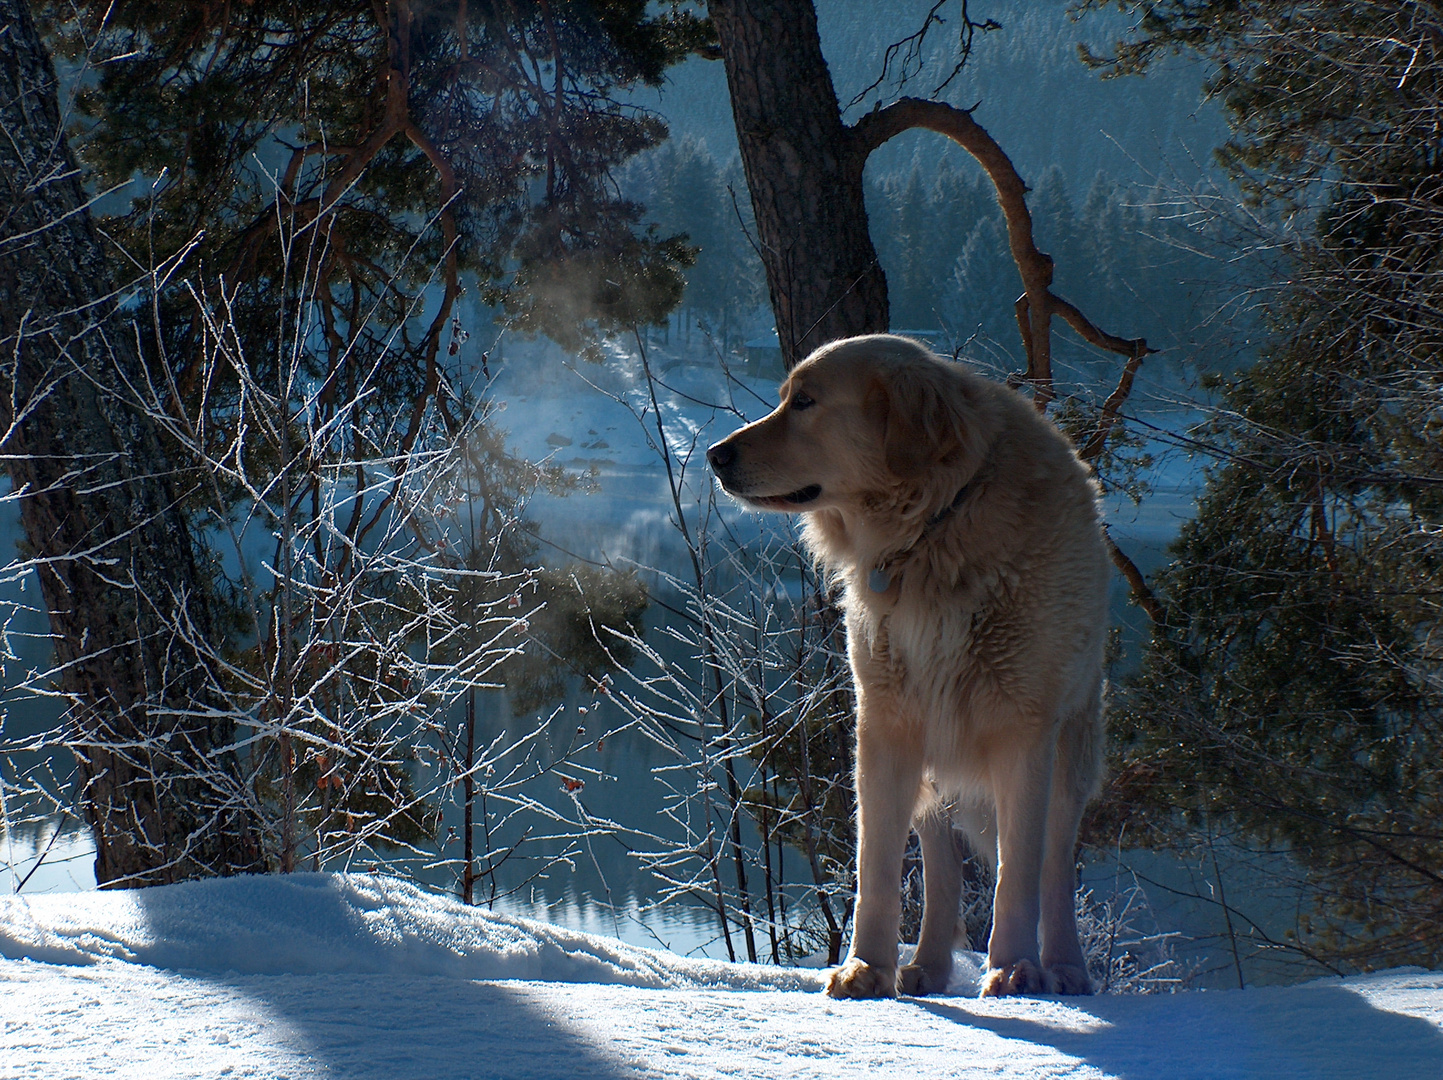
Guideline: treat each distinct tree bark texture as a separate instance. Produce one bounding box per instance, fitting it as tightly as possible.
[707,0,889,369]
[0,0,267,885]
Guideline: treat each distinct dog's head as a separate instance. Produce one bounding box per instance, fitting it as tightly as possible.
[706,334,989,514]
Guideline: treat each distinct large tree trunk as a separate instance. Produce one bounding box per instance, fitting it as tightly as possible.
[707,0,889,369]
[0,0,267,885]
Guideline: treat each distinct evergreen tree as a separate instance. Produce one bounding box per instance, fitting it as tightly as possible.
[1030,166,1079,280]
[1083,0,1443,972]
[43,0,708,363]
[663,139,732,329]
[889,169,937,329]
[1076,173,1127,318]
[929,164,992,260]
[947,213,1014,342]
[642,137,765,345]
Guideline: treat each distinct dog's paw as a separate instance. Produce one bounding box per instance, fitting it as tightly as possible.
[979,958,1046,998]
[1044,963,1093,996]
[898,960,951,997]
[826,957,897,999]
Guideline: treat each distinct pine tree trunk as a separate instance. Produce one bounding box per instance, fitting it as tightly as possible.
[0,0,267,886]
[707,0,889,369]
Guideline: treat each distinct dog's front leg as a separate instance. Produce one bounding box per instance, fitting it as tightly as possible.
[826,698,923,999]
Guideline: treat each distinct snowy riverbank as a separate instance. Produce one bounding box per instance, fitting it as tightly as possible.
[2,873,1441,1079]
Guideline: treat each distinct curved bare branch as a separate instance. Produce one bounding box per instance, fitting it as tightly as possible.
[851,95,1164,630]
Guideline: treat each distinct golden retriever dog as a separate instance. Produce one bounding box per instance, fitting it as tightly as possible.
[707,334,1108,999]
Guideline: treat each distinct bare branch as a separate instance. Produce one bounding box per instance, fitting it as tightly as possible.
[848,1,1001,108]
[1104,526,1167,633]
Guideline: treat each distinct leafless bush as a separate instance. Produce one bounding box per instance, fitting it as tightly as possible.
[0,173,627,894]
[1077,877,1190,994]
[565,332,858,964]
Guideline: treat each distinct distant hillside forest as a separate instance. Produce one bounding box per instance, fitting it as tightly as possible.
[638,2,1223,189]
[625,138,1226,390]
[622,0,1232,385]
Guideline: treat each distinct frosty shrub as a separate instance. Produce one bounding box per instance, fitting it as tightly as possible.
[2,0,698,891]
[0,171,643,891]
[566,331,858,965]
[1077,878,1189,994]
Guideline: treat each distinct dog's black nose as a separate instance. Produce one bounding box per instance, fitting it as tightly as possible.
[707,441,735,471]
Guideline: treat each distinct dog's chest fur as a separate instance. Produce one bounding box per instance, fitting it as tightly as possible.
[844,558,1030,717]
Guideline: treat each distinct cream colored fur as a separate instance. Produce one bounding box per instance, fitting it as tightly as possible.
[707,334,1108,999]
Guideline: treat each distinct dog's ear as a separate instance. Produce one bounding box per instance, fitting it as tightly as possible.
[869,365,971,479]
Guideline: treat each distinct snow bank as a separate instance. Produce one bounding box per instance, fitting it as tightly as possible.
[3,873,1443,1079]
[0,872,822,991]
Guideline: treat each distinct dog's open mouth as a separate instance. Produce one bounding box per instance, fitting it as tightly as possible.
[745,484,821,510]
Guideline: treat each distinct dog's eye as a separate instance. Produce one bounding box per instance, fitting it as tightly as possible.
[791,392,815,411]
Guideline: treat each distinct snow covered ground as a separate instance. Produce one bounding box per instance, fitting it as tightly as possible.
[2,873,1441,1079]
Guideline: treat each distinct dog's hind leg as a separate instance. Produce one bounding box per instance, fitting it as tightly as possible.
[1039,691,1104,995]
[826,697,925,999]
[1037,769,1090,994]
[899,809,963,996]
[980,729,1054,997]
